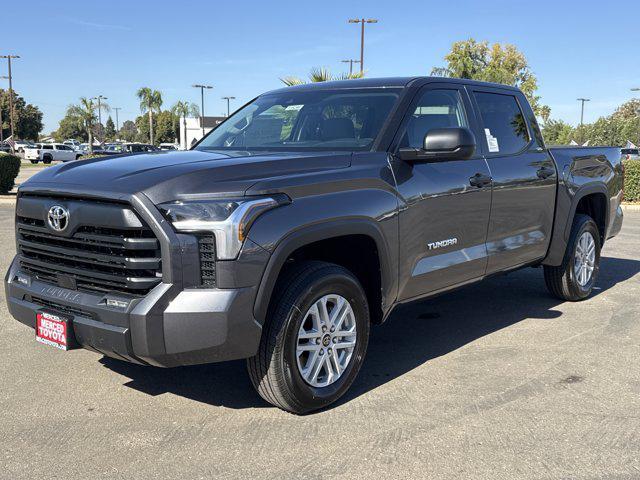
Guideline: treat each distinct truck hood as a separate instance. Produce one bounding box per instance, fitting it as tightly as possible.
[22,149,352,203]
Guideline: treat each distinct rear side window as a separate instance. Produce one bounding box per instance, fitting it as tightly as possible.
[400,89,468,148]
[474,92,530,155]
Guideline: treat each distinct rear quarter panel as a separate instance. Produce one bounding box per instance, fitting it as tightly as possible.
[543,146,623,265]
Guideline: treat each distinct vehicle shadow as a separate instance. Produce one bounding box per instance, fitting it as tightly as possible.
[100,256,640,411]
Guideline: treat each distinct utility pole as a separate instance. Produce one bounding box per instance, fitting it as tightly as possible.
[221,96,236,117]
[631,88,640,146]
[341,59,361,76]
[347,18,378,74]
[577,98,590,126]
[92,95,108,126]
[193,84,213,137]
[0,75,7,143]
[113,107,121,132]
[0,55,20,141]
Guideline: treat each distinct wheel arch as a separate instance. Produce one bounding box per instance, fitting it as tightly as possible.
[252,219,396,326]
[543,183,609,266]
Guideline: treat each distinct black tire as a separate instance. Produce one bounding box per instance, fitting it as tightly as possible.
[43,155,52,164]
[247,261,370,414]
[75,154,81,160]
[544,214,601,301]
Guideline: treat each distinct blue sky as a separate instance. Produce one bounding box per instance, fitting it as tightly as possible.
[3,0,639,133]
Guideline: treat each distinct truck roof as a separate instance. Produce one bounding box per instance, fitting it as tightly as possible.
[265,76,521,95]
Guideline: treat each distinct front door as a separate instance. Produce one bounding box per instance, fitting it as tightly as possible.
[470,88,557,273]
[393,86,492,301]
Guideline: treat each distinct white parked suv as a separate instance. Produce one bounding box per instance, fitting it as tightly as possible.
[23,143,82,163]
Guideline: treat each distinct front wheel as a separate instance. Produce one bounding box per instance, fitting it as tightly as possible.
[247,261,370,414]
[544,214,601,301]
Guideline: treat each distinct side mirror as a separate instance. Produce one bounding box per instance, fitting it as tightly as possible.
[398,127,476,162]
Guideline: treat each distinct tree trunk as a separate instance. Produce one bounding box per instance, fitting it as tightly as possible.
[88,124,93,153]
[148,110,154,145]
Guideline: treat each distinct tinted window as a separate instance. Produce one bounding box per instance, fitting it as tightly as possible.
[474,92,530,155]
[400,89,467,148]
[42,145,53,149]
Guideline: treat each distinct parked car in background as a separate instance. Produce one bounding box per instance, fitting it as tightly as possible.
[0,142,11,153]
[621,148,640,160]
[121,143,161,153]
[159,143,178,151]
[13,140,36,153]
[63,139,81,150]
[24,143,81,163]
[76,144,110,155]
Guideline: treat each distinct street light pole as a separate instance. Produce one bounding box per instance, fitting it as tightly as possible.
[113,107,121,132]
[577,98,590,126]
[193,84,213,137]
[0,75,7,143]
[347,18,378,74]
[221,96,236,117]
[341,59,361,76]
[631,88,640,146]
[91,95,108,142]
[0,55,20,141]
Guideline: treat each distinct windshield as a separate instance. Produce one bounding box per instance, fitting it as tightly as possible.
[196,88,401,151]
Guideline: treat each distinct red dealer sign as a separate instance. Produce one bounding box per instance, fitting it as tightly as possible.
[36,312,70,350]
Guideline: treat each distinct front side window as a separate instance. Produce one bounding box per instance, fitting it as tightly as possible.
[474,92,530,155]
[196,88,401,151]
[400,89,468,148]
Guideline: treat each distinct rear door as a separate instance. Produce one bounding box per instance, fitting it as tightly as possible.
[393,84,492,301]
[469,87,557,273]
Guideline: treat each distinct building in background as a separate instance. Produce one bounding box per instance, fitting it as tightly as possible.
[179,116,225,150]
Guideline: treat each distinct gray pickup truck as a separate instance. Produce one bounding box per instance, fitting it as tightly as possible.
[5,77,624,413]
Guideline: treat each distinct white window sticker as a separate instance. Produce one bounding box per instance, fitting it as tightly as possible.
[485,128,499,153]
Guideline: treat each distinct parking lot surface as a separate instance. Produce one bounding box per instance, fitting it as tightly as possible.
[1,204,639,480]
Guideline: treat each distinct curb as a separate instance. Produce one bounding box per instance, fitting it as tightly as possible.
[621,204,640,212]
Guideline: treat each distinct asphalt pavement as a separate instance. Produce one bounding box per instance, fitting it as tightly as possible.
[1,203,639,480]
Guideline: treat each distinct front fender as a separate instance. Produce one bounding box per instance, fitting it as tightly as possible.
[247,189,399,325]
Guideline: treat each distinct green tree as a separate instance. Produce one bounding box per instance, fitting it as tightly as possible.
[105,116,116,141]
[281,67,364,86]
[54,112,87,142]
[0,89,44,140]
[118,120,137,142]
[541,119,574,145]
[67,97,97,153]
[431,38,549,116]
[136,87,163,144]
[155,110,177,143]
[171,101,199,148]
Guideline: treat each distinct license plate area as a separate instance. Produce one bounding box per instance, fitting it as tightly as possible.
[35,310,77,351]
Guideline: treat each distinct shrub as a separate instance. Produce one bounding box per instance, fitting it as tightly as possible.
[0,153,21,194]
[623,159,640,203]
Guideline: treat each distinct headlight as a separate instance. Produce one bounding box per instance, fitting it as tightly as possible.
[158,196,287,260]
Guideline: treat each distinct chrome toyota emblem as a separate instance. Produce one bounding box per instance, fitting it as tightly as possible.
[47,205,69,232]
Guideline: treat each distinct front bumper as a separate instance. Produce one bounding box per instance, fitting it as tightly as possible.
[5,186,271,368]
[5,258,263,367]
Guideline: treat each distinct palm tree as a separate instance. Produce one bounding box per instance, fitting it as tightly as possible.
[281,67,364,86]
[67,97,97,153]
[136,87,163,145]
[171,101,199,149]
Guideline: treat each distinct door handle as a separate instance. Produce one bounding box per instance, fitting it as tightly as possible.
[536,166,555,179]
[469,173,492,188]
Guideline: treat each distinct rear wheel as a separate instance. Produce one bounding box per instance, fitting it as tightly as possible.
[247,261,370,414]
[544,214,600,301]
[43,155,52,164]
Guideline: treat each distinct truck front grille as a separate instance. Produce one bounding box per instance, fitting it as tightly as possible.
[16,197,162,296]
